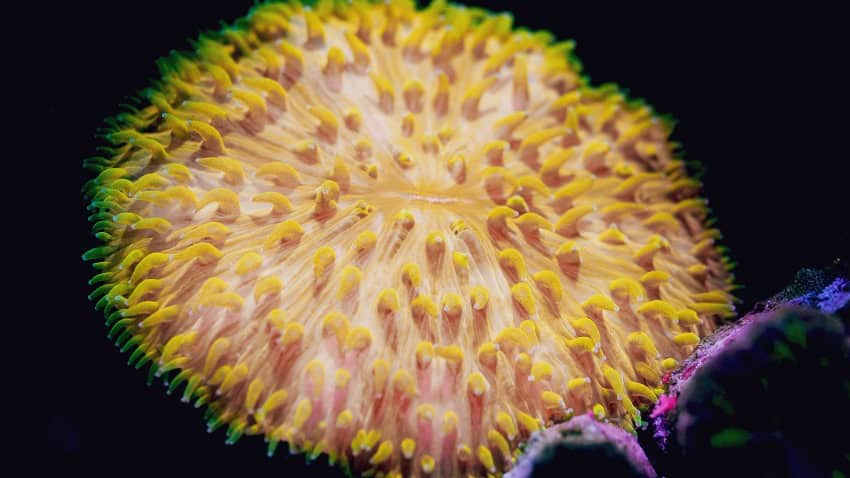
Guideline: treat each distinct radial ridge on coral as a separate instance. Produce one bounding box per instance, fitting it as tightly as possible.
[83,1,735,476]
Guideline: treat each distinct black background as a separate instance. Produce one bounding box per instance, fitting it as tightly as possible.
[44,1,847,475]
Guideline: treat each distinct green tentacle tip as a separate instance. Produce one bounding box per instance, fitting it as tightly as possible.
[107,318,132,339]
[120,335,142,354]
[127,346,148,367]
[267,439,280,458]
[167,370,192,395]
[225,422,245,445]
[145,363,159,386]
[87,283,112,301]
[207,416,226,433]
[114,329,133,349]
[133,352,153,370]
[182,376,201,403]
[82,246,116,261]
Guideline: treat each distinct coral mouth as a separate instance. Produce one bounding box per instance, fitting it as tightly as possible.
[386,192,466,205]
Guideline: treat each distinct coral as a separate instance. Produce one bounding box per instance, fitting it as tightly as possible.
[82,1,733,475]
[646,263,849,477]
[507,413,656,478]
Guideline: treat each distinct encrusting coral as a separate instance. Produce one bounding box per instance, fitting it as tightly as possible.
[508,413,657,477]
[646,265,849,477]
[82,1,734,476]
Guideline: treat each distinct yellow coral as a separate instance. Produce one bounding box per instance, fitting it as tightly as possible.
[84,1,734,476]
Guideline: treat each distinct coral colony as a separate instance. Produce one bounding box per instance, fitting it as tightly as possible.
[82,1,738,476]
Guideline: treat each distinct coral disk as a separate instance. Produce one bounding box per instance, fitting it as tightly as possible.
[82,1,734,476]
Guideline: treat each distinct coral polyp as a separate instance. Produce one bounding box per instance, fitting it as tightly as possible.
[83,1,734,476]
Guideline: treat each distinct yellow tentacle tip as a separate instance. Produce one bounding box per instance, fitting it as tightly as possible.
[582,294,619,314]
[401,438,416,459]
[377,288,401,315]
[673,332,700,346]
[470,285,490,311]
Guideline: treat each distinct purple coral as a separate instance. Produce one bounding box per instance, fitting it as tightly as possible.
[646,264,849,477]
[508,413,656,478]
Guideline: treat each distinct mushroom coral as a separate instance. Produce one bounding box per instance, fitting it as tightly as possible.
[83,1,734,476]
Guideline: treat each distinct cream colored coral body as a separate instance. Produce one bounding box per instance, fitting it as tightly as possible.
[85,1,733,476]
